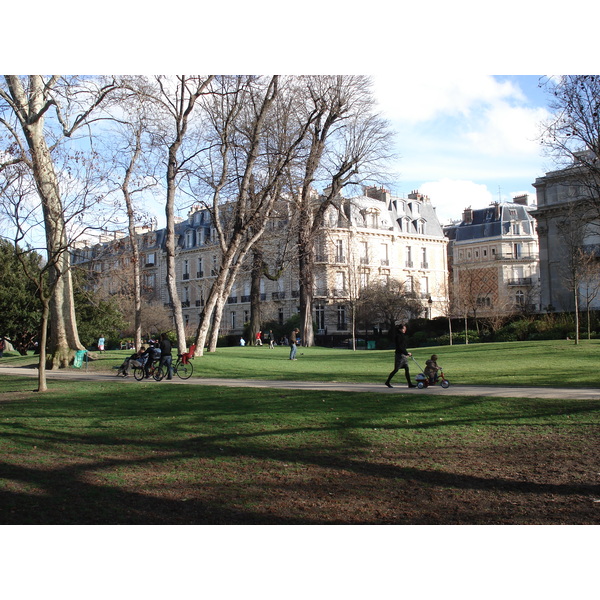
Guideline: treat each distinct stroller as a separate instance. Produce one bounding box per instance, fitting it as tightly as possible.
[411,356,450,389]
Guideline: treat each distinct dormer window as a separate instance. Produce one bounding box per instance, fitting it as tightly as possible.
[185,230,194,248]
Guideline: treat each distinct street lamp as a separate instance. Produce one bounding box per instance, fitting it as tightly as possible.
[428,296,433,320]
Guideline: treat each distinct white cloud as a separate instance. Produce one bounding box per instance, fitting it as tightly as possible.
[418,179,495,223]
[373,74,525,124]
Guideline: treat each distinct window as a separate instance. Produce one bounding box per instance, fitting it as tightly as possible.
[421,247,428,268]
[514,243,522,259]
[406,246,413,268]
[231,311,236,329]
[337,305,347,330]
[335,272,346,294]
[185,230,194,248]
[197,258,203,277]
[146,252,156,266]
[516,290,525,306]
[360,241,368,264]
[512,223,521,235]
[183,259,189,279]
[380,243,389,266]
[335,240,344,262]
[406,276,414,293]
[315,304,325,331]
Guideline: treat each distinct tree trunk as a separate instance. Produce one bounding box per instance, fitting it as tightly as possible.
[298,214,315,347]
[249,250,263,343]
[36,298,50,392]
[24,109,83,368]
[165,151,186,355]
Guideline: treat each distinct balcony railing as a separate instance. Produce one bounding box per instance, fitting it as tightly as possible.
[241,295,251,303]
[182,273,190,280]
[227,296,238,304]
[272,291,286,300]
[380,259,389,266]
[405,261,413,268]
[508,277,533,286]
[195,300,203,307]
[181,301,190,308]
[494,253,538,261]
[197,271,204,278]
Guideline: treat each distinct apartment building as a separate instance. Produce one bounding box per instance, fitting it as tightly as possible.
[532,155,600,312]
[447,195,540,316]
[71,186,449,338]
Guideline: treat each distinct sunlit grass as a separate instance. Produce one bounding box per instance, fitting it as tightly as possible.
[2,338,600,387]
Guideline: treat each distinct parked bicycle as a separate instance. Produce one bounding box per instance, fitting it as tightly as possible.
[172,354,193,379]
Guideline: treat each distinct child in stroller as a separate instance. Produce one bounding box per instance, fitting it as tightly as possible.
[412,355,450,389]
[424,354,441,384]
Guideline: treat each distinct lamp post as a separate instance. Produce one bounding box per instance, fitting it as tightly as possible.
[428,296,433,320]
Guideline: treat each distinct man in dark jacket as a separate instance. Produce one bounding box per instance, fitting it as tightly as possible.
[159,333,173,380]
[385,323,416,388]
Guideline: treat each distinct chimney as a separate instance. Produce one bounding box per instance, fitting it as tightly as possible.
[513,194,528,206]
[364,185,391,203]
[462,207,473,224]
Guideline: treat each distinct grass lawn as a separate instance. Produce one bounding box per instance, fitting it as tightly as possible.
[3,338,600,387]
[1,366,599,524]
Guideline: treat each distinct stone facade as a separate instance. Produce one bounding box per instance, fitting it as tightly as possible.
[71,186,449,338]
[445,196,540,317]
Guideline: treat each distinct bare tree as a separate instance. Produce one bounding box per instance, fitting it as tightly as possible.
[190,76,316,355]
[0,75,120,367]
[290,75,393,347]
[131,75,215,355]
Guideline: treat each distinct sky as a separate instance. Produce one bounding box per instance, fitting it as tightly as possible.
[371,74,553,223]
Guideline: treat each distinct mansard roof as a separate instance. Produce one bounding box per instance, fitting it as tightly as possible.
[454,202,535,242]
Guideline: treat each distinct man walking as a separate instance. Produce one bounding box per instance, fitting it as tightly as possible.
[159,333,173,380]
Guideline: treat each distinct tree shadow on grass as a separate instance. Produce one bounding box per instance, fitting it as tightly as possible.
[1,415,599,524]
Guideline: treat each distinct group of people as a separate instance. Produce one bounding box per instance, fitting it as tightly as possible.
[239,328,301,360]
[117,333,173,380]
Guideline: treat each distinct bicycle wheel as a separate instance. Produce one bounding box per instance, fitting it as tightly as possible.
[175,360,193,380]
[133,366,145,381]
[153,365,166,381]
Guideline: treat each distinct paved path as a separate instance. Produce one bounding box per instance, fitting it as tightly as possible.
[1,366,599,399]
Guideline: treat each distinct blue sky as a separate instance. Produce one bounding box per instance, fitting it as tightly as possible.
[371,74,554,223]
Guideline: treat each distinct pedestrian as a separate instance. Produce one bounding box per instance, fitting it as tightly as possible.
[97,336,105,353]
[255,330,263,346]
[267,330,275,349]
[385,323,416,388]
[0,338,4,358]
[240,337,246,346]
[159,333,173,380]
[289,328,300,360]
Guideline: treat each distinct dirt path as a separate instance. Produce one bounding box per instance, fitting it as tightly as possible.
[1,365,598,399]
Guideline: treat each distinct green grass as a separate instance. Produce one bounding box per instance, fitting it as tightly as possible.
[1,373,599,524]
[2,338,600,387]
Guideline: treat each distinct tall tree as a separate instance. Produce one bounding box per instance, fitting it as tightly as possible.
[290,75,393,347]
[135,75,214,355]
[191,76,315,355]
[0,75,119,367]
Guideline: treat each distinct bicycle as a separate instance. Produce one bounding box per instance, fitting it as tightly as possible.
[133,360,164,381]
[172,355,193,379]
